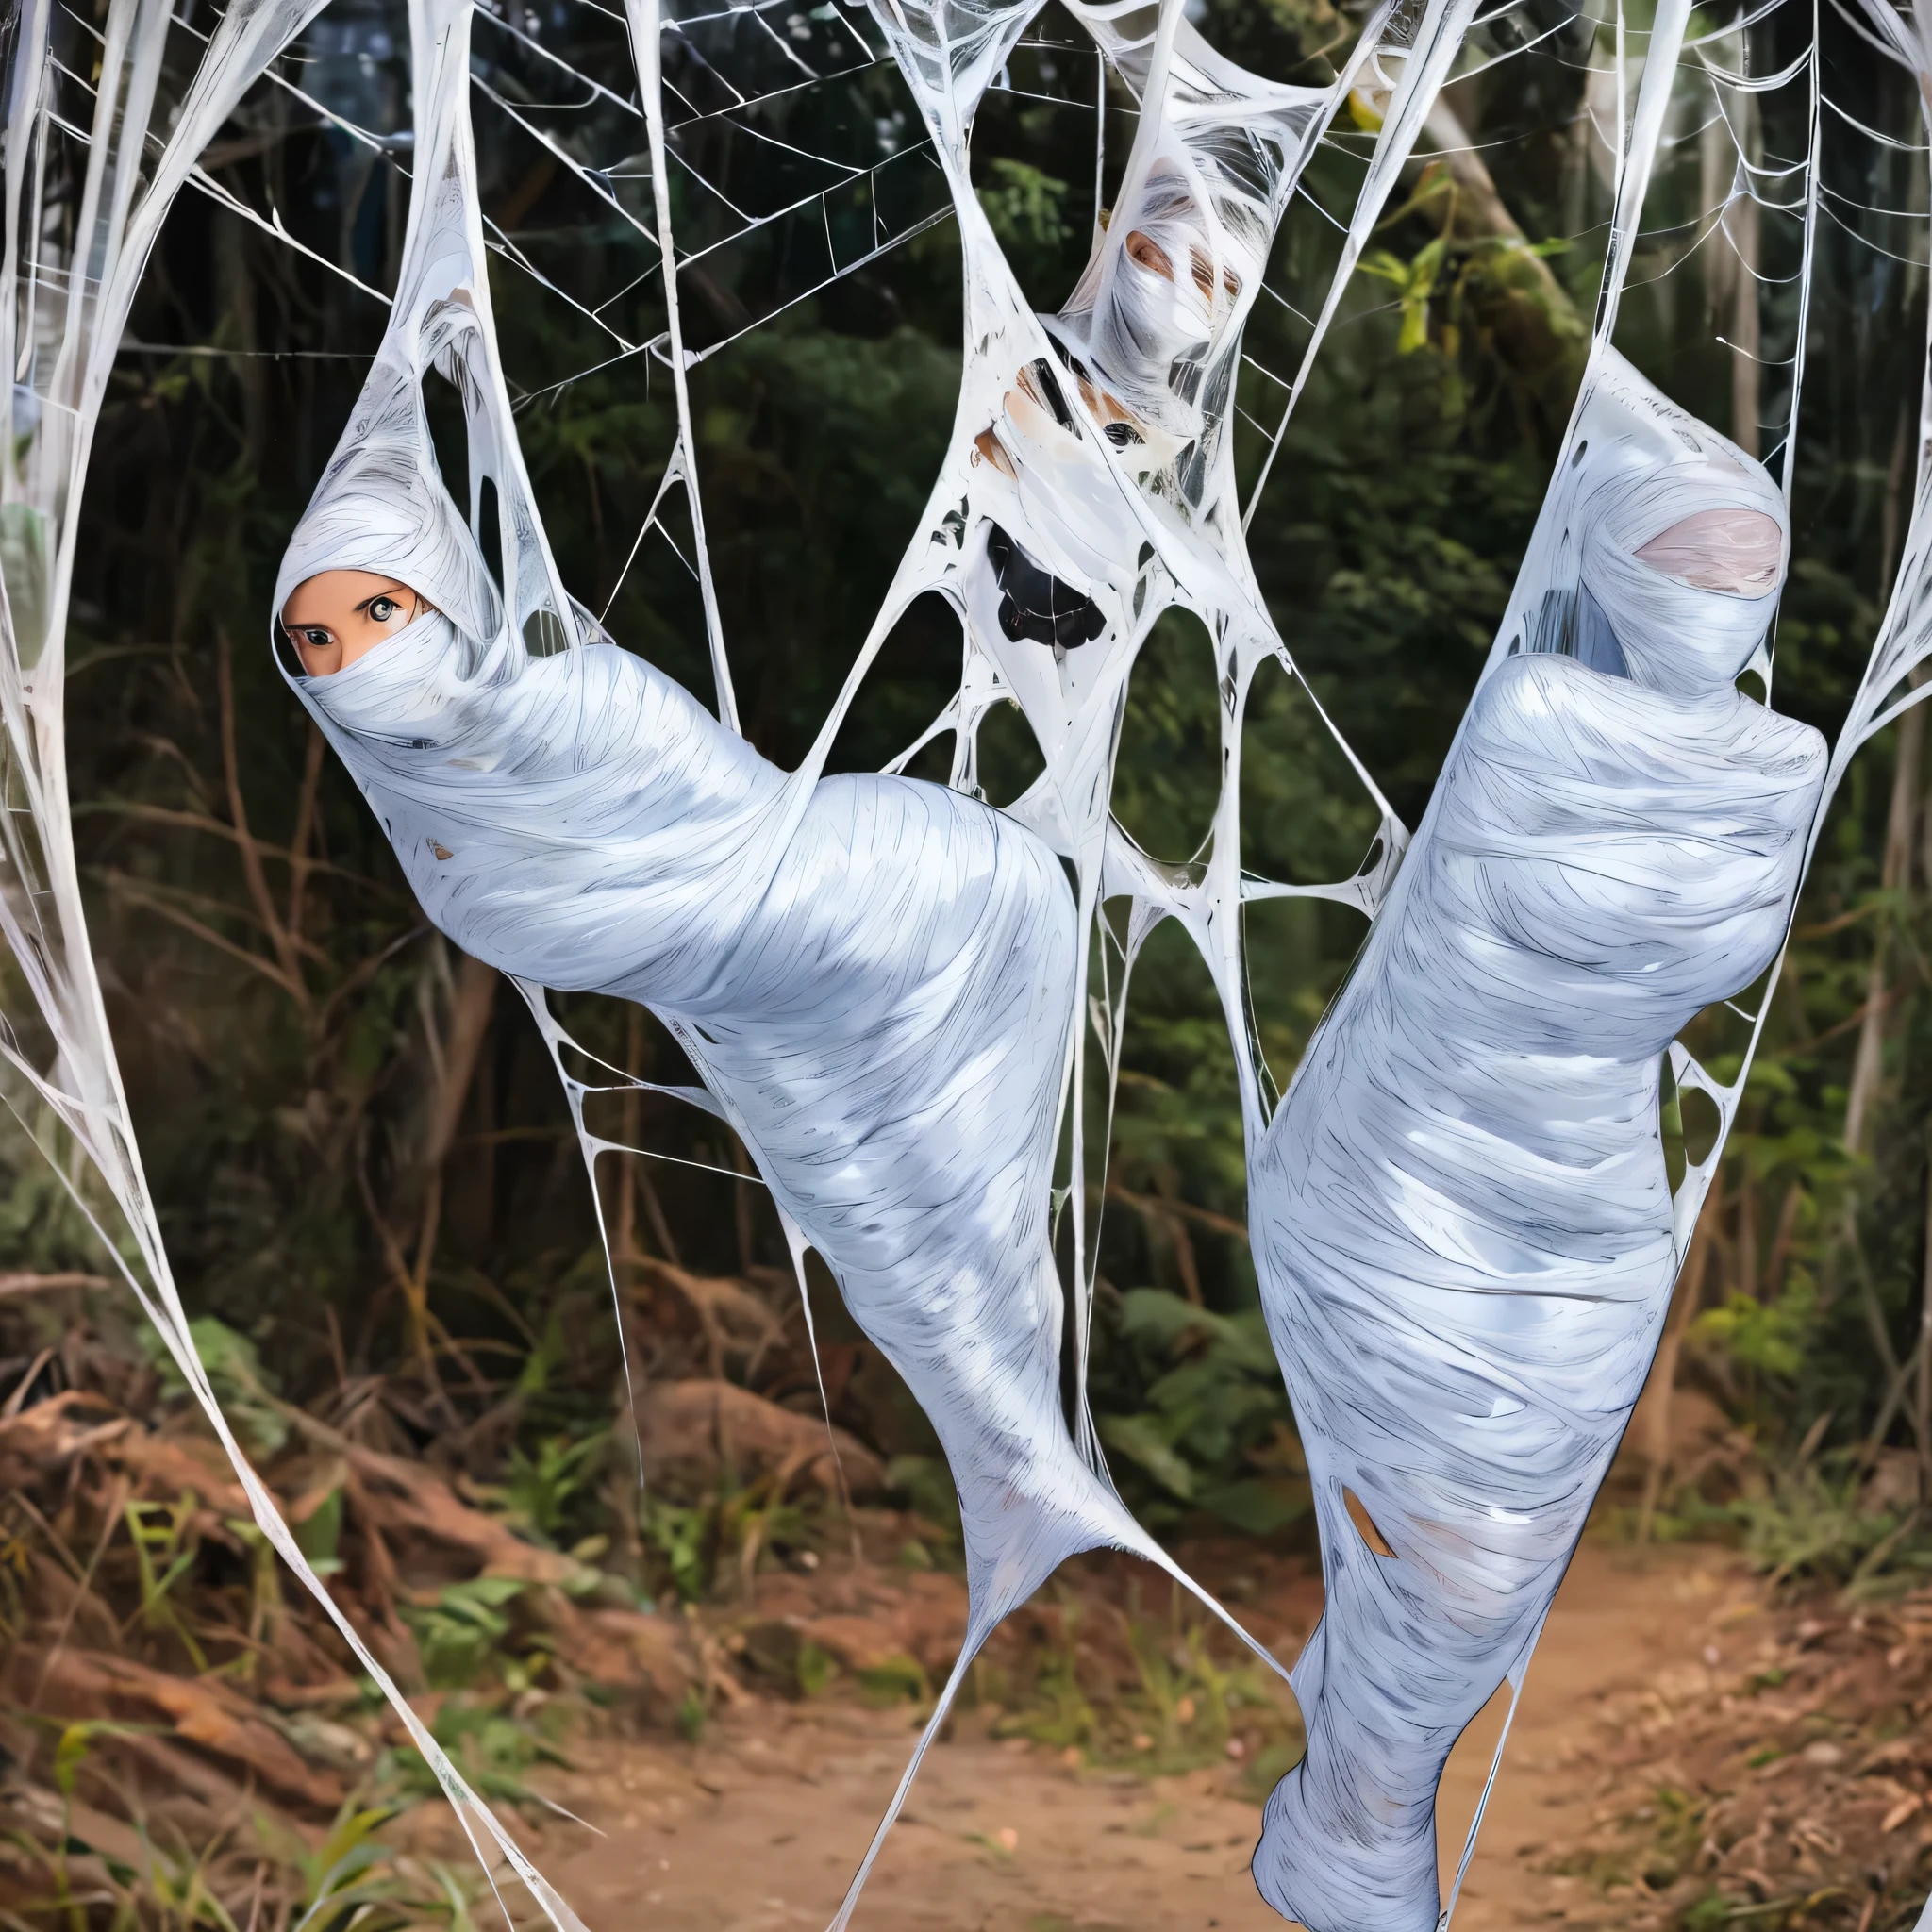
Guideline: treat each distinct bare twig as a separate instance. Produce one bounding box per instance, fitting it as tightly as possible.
[356,1142,442,1397]
[31,1474,131,1704]
[217,629,311,1015]
[313,924,431,1030]
[0,1273,112,1297]
[1638,1173,1724,1542]
[286,724,327,943]
[75,799,368,891]
[1844,411,1924,1156]
[640,1165,683,1266]
[1,1348,55,1419]
[421,955,498,1173]
[1098,1180,1250,1244]
[103,872,306,1001]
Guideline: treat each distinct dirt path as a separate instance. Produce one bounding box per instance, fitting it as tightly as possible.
[510,1540,1757,1931]
[1433,1541,1757,1928]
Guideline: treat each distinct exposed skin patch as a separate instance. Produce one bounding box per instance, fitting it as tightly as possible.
[281,569,436,676]
[972,427,1017,479]
[1635,508,1783,597]
[1125,226,1174,280]
[1342,1487,1397,1559]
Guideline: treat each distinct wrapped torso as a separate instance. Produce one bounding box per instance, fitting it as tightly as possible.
[1245,648,1826,1932]
[302,621,1077,1496]
[1257,651,1825,1417]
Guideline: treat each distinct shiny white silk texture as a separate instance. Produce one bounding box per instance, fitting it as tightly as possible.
[281,563,1248,1926]
[1247,410,1826,1932]
[292,617,787,991]
[269,15,1299,1907]
[290,611,1124,1588]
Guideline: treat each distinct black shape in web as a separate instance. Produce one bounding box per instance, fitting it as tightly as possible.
[986,523,1107,651]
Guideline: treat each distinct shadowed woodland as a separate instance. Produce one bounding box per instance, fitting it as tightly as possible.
[6,0,1932,1924]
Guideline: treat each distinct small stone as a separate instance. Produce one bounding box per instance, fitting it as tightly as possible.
[1802,1740,1844,1767]
[996,1827,1019,1852]
[1225,1738,1246,1760]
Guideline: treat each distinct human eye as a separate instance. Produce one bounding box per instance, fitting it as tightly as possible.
[1125,230,1174,280]
[369,596,398,623]
[298,626,333,649]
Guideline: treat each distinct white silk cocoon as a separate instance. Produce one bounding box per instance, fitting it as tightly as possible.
[1246,357,1827,1932]
[273,8,1292,1919]
[287,602,1148,1641]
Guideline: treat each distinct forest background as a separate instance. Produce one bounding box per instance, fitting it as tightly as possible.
[4,0,1932,1922]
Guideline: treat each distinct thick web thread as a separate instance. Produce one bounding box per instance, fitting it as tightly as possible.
[0,0,595,1924]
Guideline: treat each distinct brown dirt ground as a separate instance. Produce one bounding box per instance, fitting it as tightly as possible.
[419,1539,1787,1932]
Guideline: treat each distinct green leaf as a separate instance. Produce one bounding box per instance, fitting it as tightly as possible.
[1195,1479,1309,1536]
[1098,1413,1195,1499]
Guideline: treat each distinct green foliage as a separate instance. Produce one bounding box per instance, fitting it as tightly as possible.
[124,1492,209,1669]
[857,1655,929,1706]
[142,1316,287,1459]
[796,1639,835,1697]
[991,1600,1303,1778]
[262,1803,483,1932]
[475,1430,608,1546]
[976,159,1074,290]
[884,1454,962,1536]
[641,1496,716,1603]
[1094,1290,1307,1533]
[675,1685,708,1742]
[632,1475,814,1603]
[1728,1457,1932,1592]
[387,1690,572,1805]
[401,1577,539,1691]
[0,1095,119,1277]
[1693,1288,1817,1384]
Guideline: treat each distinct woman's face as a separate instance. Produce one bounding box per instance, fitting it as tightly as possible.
[281,571,432,675]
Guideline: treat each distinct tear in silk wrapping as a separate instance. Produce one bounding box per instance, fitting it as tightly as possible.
[1247,360,1827,1932]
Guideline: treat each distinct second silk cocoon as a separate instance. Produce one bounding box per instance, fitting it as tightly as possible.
[1248,357,1828,1932]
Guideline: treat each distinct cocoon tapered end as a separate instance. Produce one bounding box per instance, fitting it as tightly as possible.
[1252,1737,1440,1932]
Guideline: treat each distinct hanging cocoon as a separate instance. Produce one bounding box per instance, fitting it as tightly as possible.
[1246,351,1826,1932]
[274,1,1300,1923]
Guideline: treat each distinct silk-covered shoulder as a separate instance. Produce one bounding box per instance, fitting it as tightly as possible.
[1450,654,1827,834]
[1466,652,1824,779]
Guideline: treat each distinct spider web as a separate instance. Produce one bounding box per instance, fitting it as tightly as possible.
[3,0,1930,1921]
